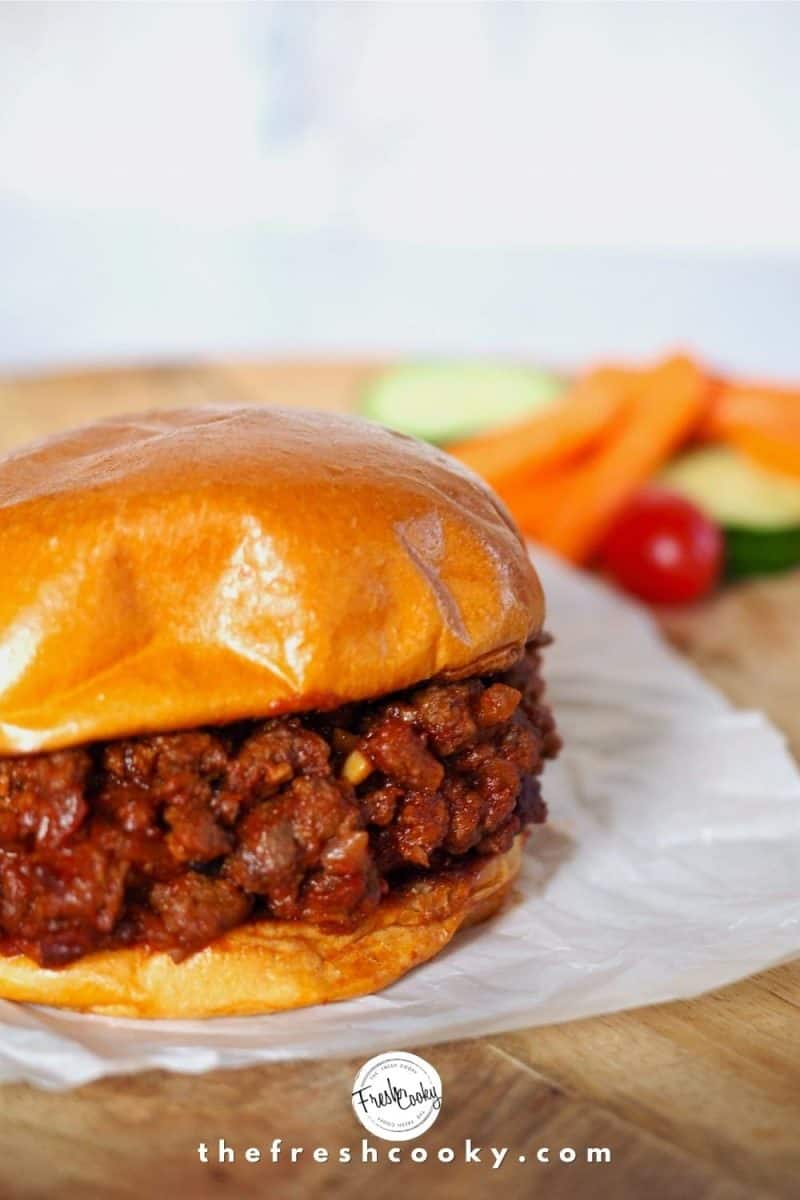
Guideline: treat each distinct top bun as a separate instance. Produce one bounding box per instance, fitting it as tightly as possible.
[0,407,543,753]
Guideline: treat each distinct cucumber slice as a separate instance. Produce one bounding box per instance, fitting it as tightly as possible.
[360,364,565,444]
[660,446,800,579]
[724,526,800,579]
[659,445,800,530]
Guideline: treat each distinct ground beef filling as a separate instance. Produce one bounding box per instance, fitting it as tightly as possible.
[0,642,559,967]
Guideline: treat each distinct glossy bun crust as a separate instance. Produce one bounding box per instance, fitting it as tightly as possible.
[0,836,522,1017]
[0,406,543,753]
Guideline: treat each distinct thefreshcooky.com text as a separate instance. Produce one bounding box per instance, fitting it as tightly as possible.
[197,1138,612,1168]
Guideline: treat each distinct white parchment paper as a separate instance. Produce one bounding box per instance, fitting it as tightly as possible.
[2,550,799,1089]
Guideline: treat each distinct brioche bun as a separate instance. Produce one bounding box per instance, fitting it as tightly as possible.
[0,407,543,754]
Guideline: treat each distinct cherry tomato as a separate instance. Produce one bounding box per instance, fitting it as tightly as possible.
[599,489,723,604]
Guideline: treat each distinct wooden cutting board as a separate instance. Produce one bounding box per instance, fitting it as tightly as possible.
[0,361,798,1200]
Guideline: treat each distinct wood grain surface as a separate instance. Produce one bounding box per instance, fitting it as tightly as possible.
[0,362,798,1200]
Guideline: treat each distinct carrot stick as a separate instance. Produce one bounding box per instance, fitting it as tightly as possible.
[701,381,800,440]
[726,423,800,479]
[505,355,710,561]
[447,367,634,490]
[497,469,574,532]
[701,378,800,473]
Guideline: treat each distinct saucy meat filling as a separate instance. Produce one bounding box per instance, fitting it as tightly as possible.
[0,640,559,966]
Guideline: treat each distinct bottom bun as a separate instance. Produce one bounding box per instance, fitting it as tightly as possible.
[0,837,523,1019]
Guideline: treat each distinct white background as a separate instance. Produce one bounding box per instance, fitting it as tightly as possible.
[1,2,799,374]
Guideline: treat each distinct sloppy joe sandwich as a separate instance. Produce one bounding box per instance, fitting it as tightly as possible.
[0,407,559,1017]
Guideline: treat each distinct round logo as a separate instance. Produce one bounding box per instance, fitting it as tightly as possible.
[351,1051,442,1141]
